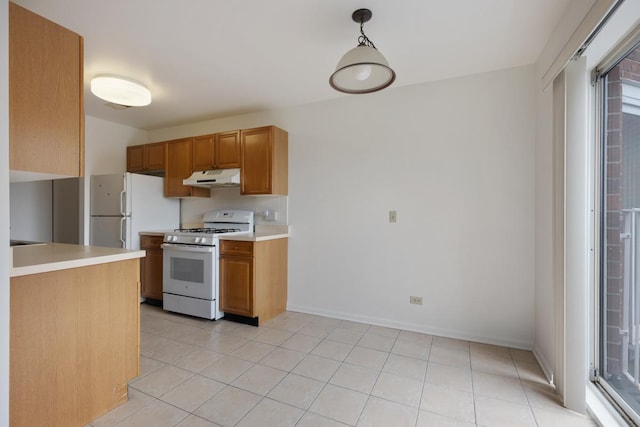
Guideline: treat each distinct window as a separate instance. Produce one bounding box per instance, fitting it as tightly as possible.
[597,40,640,424]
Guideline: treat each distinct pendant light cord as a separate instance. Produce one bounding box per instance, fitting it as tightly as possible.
[358,21,377,49]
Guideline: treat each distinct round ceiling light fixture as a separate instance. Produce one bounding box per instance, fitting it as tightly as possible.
[90,74,152,107]
[329,9,396,94]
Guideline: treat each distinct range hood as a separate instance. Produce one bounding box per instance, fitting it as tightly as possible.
[183,168,240,187]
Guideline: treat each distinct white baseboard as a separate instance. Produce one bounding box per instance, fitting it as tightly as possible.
[533,346,554,384]
[286,303,533,350]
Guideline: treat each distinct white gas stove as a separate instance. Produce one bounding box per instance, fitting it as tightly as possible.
[162,209,254,319]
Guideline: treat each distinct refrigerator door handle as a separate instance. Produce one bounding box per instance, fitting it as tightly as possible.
[120,190,126,216]
[120,217,126,248]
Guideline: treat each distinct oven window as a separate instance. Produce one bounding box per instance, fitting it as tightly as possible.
[170,257,204,283]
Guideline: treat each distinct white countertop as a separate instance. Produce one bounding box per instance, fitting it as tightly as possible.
[220,225,290,242]
[142,225,291,242]
[11,243,145,278]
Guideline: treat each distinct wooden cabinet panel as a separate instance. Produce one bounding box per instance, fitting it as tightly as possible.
[220,240,254,257]
[192,134,215,171]
[219,238,288,325]
[127,145,145,173]
[10,259,140,426]
[9,2,84,177]
[216,130,241,169]
[140,235,164,300]
[220,255,254,317]
[192,131,240,171]
[165,138,209,198]
[240,126,288,195]
[146,142,166,171]
[127,142,165,174]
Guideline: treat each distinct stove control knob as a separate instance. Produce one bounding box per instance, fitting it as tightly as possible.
[200,238,207,244]
[195,237,201,244]
[171,236,177,242]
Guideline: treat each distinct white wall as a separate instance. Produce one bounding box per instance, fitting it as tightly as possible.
[9,181,52,241]
[1,0,10,423]
[534,83,556,380]
[150,65,537,348]
[53,178,80,243]
[82,115,147,243]
[180,189,288,227]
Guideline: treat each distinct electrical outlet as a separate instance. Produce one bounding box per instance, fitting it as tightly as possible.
[263,209,277,221]
[389,210,397,223]
[409,296,423,305]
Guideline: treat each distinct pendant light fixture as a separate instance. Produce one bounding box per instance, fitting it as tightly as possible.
[329,8,396,94]
[90,74,152,107]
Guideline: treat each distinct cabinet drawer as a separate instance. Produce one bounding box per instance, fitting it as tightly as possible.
[140,235,164,249]
[220,240,253,256]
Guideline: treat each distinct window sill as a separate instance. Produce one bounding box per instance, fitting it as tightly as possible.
[586,382,632,427]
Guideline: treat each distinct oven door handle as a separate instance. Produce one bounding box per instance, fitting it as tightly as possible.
[161,243,214,253]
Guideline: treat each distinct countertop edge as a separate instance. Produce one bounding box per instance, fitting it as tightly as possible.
[219,233,289,242]
[11,249,146,278]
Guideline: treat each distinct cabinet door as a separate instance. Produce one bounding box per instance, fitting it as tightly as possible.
[192,135,215,171]
[145,142,166,172]
[9,3,84,177]
[140,235,164,300]
[165,139,192,197]
[220,255,254,317]
[143,250,164,300]
[127,145,145,173]
[216,131,241,169]
[241,127,272,195]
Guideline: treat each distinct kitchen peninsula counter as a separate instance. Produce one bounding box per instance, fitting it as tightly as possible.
[11,242,145,277]
[10,243,143,426]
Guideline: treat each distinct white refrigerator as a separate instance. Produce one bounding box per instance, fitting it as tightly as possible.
[90,173,180,249]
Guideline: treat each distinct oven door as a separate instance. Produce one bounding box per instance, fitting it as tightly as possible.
[162,243,215,300]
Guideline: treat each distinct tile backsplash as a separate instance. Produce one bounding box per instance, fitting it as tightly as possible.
[180,186,288,228]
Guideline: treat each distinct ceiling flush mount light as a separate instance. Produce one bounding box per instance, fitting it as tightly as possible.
[329,8,396,94]
[90,74,152,107]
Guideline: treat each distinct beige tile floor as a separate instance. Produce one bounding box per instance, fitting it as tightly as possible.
[88,304,598,427]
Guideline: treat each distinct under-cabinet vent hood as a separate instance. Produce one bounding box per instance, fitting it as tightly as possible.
[183,168,240,187]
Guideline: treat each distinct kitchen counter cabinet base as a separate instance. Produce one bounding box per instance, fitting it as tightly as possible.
[140,234,164,301]
[10,259,140,427]
[220,238,287,326]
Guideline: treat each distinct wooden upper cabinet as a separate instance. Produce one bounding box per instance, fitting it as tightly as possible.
[9,2,84,177]
[192,131,240,171]
[240,126,288,195]
[127,142,166,174]
[192,135,215,171]
[146,142,166,171]
[164,138,209,198]
[126,145,145,173]
[216,131,241,169]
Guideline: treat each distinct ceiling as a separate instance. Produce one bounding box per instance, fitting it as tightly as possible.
[13,0,571,130]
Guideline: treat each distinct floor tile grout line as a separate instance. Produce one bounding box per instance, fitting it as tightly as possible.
[129,305,568,426]
[413,335,434,427]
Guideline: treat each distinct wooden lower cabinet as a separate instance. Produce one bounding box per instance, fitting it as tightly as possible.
[219,238,287,325]
[140,234,164,301]
[10,259,140,427]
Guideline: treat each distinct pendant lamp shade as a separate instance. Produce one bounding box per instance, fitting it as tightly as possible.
[329,9,396,94]
[90,74,152,107]
[330,45,396,94]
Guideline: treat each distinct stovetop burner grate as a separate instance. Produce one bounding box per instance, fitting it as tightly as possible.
[174,227,242,234]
